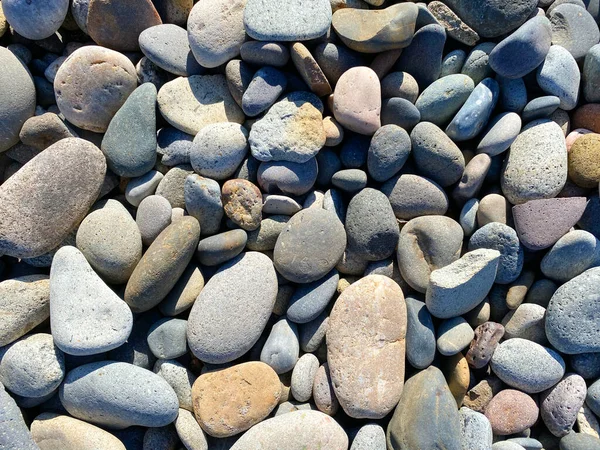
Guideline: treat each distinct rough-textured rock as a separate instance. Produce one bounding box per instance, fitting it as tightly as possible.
[546,267,600,354]
[31,412,127,450]
[191,123,248,180]
[541,374,587,437]
[0,382,39,449]
[274,209,346,283]
[0,138,105,258]
[466,322,505,369]
[460,407,493,450]
[351,424,386,450]
[125,217,200,312]
[174,408,208,450]
[60,361,179,429]
[0,275,49,347]
[569,134,600,188]
[387,366,462,450]
[536,44,581,111]
[383,175,448,221]
[153,359,195,411]
[192,362,281,438]
[50,246,133,356]
[187,252,277,364]
[332,3,418,53]
[222,179,263,231]
[328,275,406,419]
[549,4,600,61]
[54,46,138,133]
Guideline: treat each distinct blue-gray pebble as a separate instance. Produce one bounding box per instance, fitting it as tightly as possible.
[287,269,338,324]
[540,230,598,282]
[521,95,561,123]
[381,97,421,131]
[260,317,300,374]
[242,66,287,117]
[395,24,446,89]
[367,125,411,182]
[415,74,475,126]
[405,296,436,369]
[147,318,188,359]
[0,382,38,450]
[158,127,194,167]
[536,44,580,111]
[496,75,528,113]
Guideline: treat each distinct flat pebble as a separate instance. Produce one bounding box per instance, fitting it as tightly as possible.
[428,1,479,46]
[490,338,566,393]
[291,43,332,97]
[139,24,202,76]
[333,67,381,135]
[19,112,73,151]
[546,267,600,354]
[383,174,448,221]
[258,159,318,196]
[287,269,338,324]
[156,165,194,207]
[415,74,474,126]
[380,97,421,130]
[485,389,539,436]
[299,312,328,353]
[477,113,522,156]
[260,317,299,374]
[437,317,475,356]
[560,432,600,450]
[541,230,598,282]
[328,275,406,419]
[158,128,194,167]
[60,361,179,429]
[174,409,208,450]
[187,252,277,364]
[196,230,247,266]
[50,246,133,356]
[541,374,587,437]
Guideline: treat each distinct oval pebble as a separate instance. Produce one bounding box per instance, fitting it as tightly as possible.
[502,303,547,344]
[333,66,381,135]
[190,123,248,180]
[242,66,287,117]
[477,112,522,157]
[536,45,580,111]
[549,4,600,61]
[405,296,436,369]
[540,230,598,282]
[2,0,68,40]
[415,74,474,126]
[260,317,299,374]
[291,353,319,402]
[541,373,587,437]
[287,269,338,324]
[437,317,475,356]
[367,125,411,182]
[258,159,318,196]
[147,318,188,359]
[136,195,172,246]
[126,171,164,207]
[383,174,448,221]
[485,389,539,436]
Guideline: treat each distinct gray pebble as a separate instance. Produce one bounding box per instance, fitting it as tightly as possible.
[262,195,302,215]
[382,173,448,220]
[380,71,419,102]
[367,125,411,182]
[240,41,290,67]
[0,382,38,449]
[415,74,474,126]
[225,59,254,109]
[380,97,421,131]
[157,127,194,167]
[441,49,467,77]
[175,408,209,450]
[197,229,247,266]
[139,24,202,76]
[243,66,287,117]
[497,75,528,113]
[287,269,338,324]
[291,353,319,402]
[522,95,561,123]
[147,318,188,360]
[159,263,204,317]
[299,311,328,353]
[462,43,496,85]
[541,230,598,282]
[549,4,600,60]
[583,44,600,103]
[260,317,300,374]
[184,174,223,236]
[536,44,581,110]
[136,195,172,246]
[460,407,493,450]
[155,165,194,209]
[2,0,68,40]
[437,317,475,356]
[190,123,248,180]
[571,353,600,379]
[154,359,196,412]
[477,112,522,157]
[405,296,436,369]
[350,423,386,450]
[460,198,479,236]
[126,170,164,207]
[502,303,548,344]
[258,158,318,196]
[247,215,290,251]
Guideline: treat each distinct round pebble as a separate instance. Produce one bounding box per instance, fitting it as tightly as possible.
[549,4,600,60]
[147,318,188,359]
[136,195,172,246]
[541,373,587,437]
[502,303,547,344]
[437,317,475,356]
[2,0,68,40]
[190,123,248,180]
[485,389,539,436]
[415,74,474,126]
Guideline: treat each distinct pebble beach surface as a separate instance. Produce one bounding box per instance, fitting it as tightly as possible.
[1,0,600,449]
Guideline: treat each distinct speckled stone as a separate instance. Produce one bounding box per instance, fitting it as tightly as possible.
[502,303,547,344]
[485,389,539,436]
[157,128,194,167]
[537,45,580,111]
[491,338,565,393]
[50,246,133,356]
[190,123,248,180]
[86,0,162,51]
[328,275,406,419]
[404,296,436,369]
[0,275,49,347]
[187,252,277,364]
[541,374,587,437]
[125,171,163,207]
[0,138,106,259]
[187,0,246,68]
[560,432,600,450]
[249,92,325,163]
[174,408,208,450]
[125,217,200,312]
[466,322,505,369]
[387,366,462,450]
[139,24,202,76]
[60,361,179,429]
[522,95,561,123]
[291,43,332,97]
[549,4,600,61]
[546,267,600,354]
[381,71,419,102]
[415,74,474,126]
[244,0,332,41]
[383,174,448,221]
[19,113,74,151]
[497,75,528,113]
[380,97,421,131]
[462,43,496,85]
[441,49,467,77]
[31,412,127,450]
[569,134,600,188]
[274,209,346,283]
[501,119,568,205]
[541,230,598,282]
[291,353,319,402]
[136,195,172,246]
[437,317,474,356]
[1,384,45,450]
[242,66,287,117]
[571,353,600,380]
[231,410,348,449]
[157,75,244,135]
[426,248,500,319]
[332,3,418,53]
[146,318,188,359]
[76,200,142,284]
[192,362,281,438]
[184,174,223,236]
[153,359,195,411]
[2,0,69,40]
[222,179,262,231]
[460,407,493,450]
[351,424,386,450]
[333,67,381,135]
[489,16,552,79]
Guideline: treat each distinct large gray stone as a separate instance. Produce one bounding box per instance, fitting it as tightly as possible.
[2,0,68,40]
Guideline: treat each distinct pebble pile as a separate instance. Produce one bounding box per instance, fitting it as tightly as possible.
[1,0,600,449]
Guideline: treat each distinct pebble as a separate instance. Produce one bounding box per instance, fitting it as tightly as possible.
[242,66,287,117]
[187,252,277,364]
[560,433,600,450]
[184,175,223,236]
[541,373,587,437]
[1,0,68,40]
[274,209,346,283]
[497,75,528,113]
[437,317,475,356]
[31,412,127,450]
[576,404,600,438]
[0,333,64,398]
[490,338,566,393]
[333,67,381,135]
[287,269,338,324]
[426,248,500,319]
[411,121,466,187]
[258,158,319,196]
[332,3,418,53]
[452,153,492,204]
[351,424,386,450]
[485,389,539,436]
[155,166,194,206]
[262,195,301,215]
[469,222,524,284]
[428,1,479,46]
[383,174,449,220]
[230,410,348,450]
[312,362,339,416]
[546,267,600,354]
[537,45,580,111]
[157,128,194,167]
[153,359,195,411]
[157,75,244,136]
[240,41,289,67]
[139,24,203,76]
[405,296,436,369]
[323,116,344,147]
[477,112,522,156]
[59,361,179,429]
[441,49,467,77]
[190,123,248,180]
[462,43,496,85]
[192,362,281,437]
[246,215,289,251]
[243,0,332,42]
[260,317,299,374]
[50,246,133,355]
[249,92,325,163]
[466,322,505,369]
[381,72,419,103]
[584,44,600,102]
[463,376,502,413]
[502,303,547,344]
[328,275,406,419]
[125,216,200,312]
[222,179,262,231]
[196,229,247,266]
[571,353,600,380]
[174,409,208,450]
[513,197,586,250]
[460,407,494,450]
[19,113,74,151]
[501,119,568,204]
[522,95,561,122]
[0,275,50,347]
[489,16,552,79]
[291,353,319,402]
[380,97,421,130]
[541,230,598,282]
[588,379,600,417]
[147,318,187,359]
[446,353,476,407]
[367,126,410,182]
[549,4,600,60]
[569,133,600,188]
[446,78,499,142]
[291,43,332,97]
[54,46,138,133]
[126,171,164,207]
[136,195,172,246]
[387,366,462,449]
[187,0,246,69]
[415,74,474,126]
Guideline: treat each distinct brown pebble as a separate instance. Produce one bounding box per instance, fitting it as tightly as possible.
[313,363,339,416]
[465,321,505,369]
[506,270,535,309]
[442,352,470,407]
[485,389,539,436]
[291,43,332,97]
[222,179,263,231]
[462,376,503,413]
[568,133,600,188]
[572,103,600,133]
